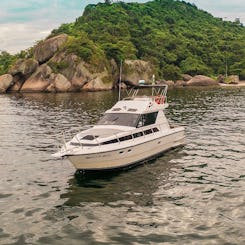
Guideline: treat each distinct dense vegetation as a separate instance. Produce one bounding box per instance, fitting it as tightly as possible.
[1,0,245,80]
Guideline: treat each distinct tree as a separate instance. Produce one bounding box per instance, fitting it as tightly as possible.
[0,51,15,75]
[105,0,112,4]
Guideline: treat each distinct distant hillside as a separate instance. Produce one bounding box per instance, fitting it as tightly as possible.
[1,0,245,80]
[50,0,245,80]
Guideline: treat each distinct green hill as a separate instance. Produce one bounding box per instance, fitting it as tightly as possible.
[1,0,245,80]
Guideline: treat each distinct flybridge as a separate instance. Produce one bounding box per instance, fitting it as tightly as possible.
[108,84,169,114]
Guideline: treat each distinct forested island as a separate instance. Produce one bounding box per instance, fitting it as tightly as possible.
[0,0,245,93]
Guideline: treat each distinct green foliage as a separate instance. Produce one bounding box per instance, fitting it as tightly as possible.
[57,0,244,78]
[180,56,212,76]
[48,61,69,74]
[0,51,15,75]
[2,0,245,79]
[64,35,93,62]
[161,64,182,80]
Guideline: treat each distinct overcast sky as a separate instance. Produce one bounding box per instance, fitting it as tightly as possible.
[0,0,244,54]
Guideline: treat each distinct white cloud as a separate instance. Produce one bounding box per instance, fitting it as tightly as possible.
[189,0,245,23]
[0,0,244,54]
[0,22,54,53]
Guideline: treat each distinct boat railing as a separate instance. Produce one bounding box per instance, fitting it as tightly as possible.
[122,84,168,104]
[54,125,94,150]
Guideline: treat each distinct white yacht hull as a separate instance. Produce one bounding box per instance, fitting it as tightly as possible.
[67,128,184,170]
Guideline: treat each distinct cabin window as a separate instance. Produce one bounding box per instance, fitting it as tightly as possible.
[82,135,98,140]
[153,127,159,132]
[98,113,139,127]
[112,108,121,111]
[144,129,153,135]
[119,135,133,142]
[133,132,144,138]
[102,139,118,145]
[136,112,158,128]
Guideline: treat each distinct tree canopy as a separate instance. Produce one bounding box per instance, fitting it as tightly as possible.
[1,0,245,80]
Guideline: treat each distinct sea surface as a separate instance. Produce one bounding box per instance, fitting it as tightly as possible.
[0,87,244,245]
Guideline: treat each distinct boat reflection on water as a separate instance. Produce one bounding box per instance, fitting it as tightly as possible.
[60,148,186,207]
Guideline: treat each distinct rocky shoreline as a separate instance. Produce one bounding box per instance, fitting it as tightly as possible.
[0,34,244,94]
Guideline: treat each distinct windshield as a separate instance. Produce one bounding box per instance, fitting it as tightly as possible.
[97,113,140,127]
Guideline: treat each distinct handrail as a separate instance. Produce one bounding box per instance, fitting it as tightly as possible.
[122,84,168,101]
[54,121,171,152]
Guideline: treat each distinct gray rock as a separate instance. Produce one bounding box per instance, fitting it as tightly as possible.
[182,74,193,82]
[9,58,38,76]
[227,75,239,84]
[33,34,68,64]
[121,59,154,85]
[49,73,71,92]
[158,80,174,88]
[50,53,92,90]
[0,74,13,93]
[186,75,218,86]
[50,52,114,91]
[8,74,26,92]
[82,76,113,91]
[216,74,225,83]
[21,64,52,92]
[175,80,187,87]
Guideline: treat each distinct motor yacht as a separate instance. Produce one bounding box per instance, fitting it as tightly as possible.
[53,84,185,171]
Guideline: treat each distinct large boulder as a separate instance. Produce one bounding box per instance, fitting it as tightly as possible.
[82,74,113,91]
[50,52,114,91]
[186,75,218,86]
[33,34,68,64]
[0,74,13,93]
[182,74,193,82]
[21,64,52,92]
[216,74,225,83]
[158,80,175,88]
[175,80,187,87]
[50,53,93,90]
[121,59,154,85]
[9,58,38,76]
[46,73,72,92]
[227,75,239,84]
[8,74,26,92]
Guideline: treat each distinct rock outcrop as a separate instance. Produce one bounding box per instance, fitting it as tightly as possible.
[182,74,193,82]
[0,74,13,93]
[8,74,25,92]
[46,73,72,92]
[121,59,154,85]
[83,76,112,91]
[175,80,186,87]
[227,75,239,84]
[158,80,175,88]
[216,74,225,83]
[186,75,218,86]
[33,34,68,64]
[21,64,52,92]
[50,53,92,90]
[9,58,38,76]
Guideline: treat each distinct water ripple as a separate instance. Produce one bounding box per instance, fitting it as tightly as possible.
[0,88,245,244]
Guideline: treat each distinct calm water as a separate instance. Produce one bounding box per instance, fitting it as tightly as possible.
[0,87,244,245]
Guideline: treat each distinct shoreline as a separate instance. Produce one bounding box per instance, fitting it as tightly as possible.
[219,81,245,87]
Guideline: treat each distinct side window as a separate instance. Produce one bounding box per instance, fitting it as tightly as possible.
[119,135,133,142]
[144,129,153,135]
[133,132,144,138]
[137,112,158,127]
[153,127,159,132]
[102,139,118,145]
